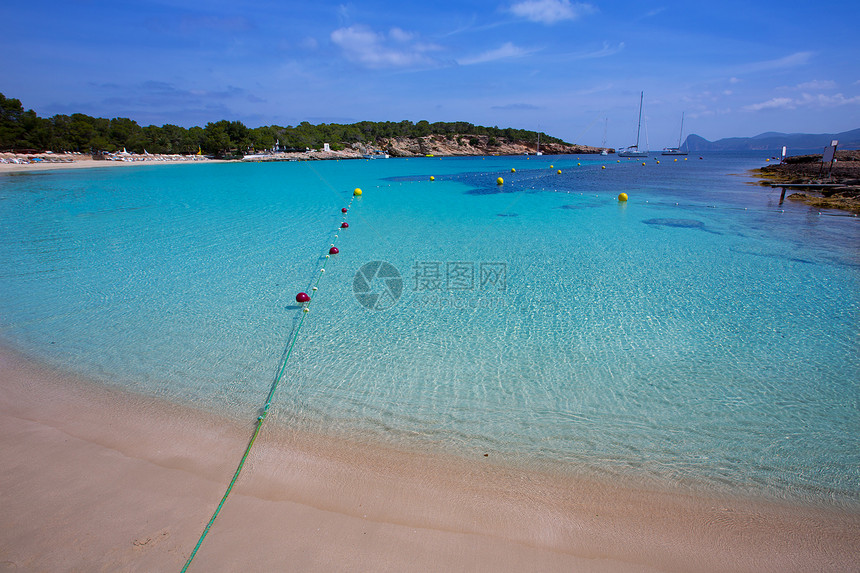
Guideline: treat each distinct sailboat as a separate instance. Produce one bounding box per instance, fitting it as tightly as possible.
[536,131,543,155]
[662,112,688,156]
[617,92,649,158]
[600,118,609,155]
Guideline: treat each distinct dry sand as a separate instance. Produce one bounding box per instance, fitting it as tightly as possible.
[0,149,361,174]
[1,346,858,572]
[0,154,225,174]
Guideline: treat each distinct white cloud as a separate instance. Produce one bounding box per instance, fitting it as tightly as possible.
[794,80,837,90]
[389,27,413,42]
[330,25,439,68]
[743,97,795,111]
[457,42,533,65]
[801,93,860,106]
[743,92,860,111]
[729,77,741,84]
[509,0,596,24]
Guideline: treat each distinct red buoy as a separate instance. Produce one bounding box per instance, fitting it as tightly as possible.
[329,247,339,255]
[341,222,349,228]
[341,207,348,213]
[295,292,310,303]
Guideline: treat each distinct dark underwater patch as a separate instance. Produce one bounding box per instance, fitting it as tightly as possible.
[642,218,721,234]
[557,203,600,210]
[466,187,517,195]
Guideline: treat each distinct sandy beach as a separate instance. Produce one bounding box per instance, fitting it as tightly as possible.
[0,149,368,174]
[1,345,857,572]
[0,153,226,174]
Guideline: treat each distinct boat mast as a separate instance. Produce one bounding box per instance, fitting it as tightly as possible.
[677,112,685,148]
[635,91,643,149]
[602,118,607,148]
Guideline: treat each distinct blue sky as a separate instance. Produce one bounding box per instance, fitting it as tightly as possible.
[2,0,859,148]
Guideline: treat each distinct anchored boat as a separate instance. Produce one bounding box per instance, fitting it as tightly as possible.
[618,92,649,158]
[662,112,689,156]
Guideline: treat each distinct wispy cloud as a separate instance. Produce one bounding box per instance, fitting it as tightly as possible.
[735,51,814,74]
[97,81,263,106]
[330,25,441,69]
[643,7,666,18]
[508,0,596,24]
[457,42,535,65]
[491,103,542,110]
[569,41,624,59]
[793,79,837,90]
[572,83,614,96]
[743,92,860,111]
[146,14,254,36]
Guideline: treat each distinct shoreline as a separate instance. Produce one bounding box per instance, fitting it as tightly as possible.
[1,345,858,572]
[0,153,229,174]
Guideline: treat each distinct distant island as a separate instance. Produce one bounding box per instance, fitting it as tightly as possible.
[684,128,860,152]
[0,93,604,159]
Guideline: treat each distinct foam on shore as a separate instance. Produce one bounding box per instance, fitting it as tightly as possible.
[1,345,857,572]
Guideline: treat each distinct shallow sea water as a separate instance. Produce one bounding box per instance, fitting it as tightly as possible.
[1,154,858,505]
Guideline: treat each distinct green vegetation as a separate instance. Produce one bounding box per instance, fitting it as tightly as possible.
[1,93,566,157]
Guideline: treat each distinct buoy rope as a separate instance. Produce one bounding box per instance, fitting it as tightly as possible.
[181,195,353,572]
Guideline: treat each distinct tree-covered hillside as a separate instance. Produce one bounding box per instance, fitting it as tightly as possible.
[0,93,566,157]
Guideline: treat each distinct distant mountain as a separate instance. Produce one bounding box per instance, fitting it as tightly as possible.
[683,128,860,152]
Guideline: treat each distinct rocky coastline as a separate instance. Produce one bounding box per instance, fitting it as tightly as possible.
[374,134,606,157]
[1,135,609,172]
[752,150,860,213]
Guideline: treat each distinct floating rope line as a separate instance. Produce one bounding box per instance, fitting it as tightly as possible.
[181,194,355,573]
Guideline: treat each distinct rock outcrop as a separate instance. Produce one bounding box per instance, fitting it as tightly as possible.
[752,150,860,213]
[371,134,606,157]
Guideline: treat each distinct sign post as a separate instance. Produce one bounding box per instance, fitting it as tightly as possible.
[821,140,838,177]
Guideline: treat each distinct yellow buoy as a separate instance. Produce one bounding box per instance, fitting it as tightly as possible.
[618,193,628,202]
[617,160,621,163]
[511,168,516,173]
[601,165,606,169]
[496,177,504,185]
[674,158,677,162]
[557,170,562,174]
[642,162,646,166]
[550,165,554,168]
[577,163,581,166]
[430,176,435,181]
[656,160,660,164]
[353,188,362,196]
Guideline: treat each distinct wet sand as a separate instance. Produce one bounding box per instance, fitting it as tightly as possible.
[1,345,858,572]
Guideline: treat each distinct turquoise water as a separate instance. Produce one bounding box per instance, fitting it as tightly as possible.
[1,154,858,504]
